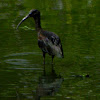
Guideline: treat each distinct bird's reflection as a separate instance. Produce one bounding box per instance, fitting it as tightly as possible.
[34,64,64,100]
[16,65,63,100]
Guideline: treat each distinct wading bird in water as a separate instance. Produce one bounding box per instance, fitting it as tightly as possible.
[17,9,64,64]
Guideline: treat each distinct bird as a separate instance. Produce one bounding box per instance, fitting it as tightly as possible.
[16,9,64,64]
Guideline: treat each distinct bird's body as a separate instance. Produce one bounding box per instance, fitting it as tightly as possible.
[38,29,63,56]
[17,9,64,64]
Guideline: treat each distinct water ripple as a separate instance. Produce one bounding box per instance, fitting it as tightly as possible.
[4,52,41,57]
[4,59,40,68]
[14,67,42,70]
[4,59,29,66]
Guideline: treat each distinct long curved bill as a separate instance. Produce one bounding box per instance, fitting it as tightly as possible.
[16,15,29,30]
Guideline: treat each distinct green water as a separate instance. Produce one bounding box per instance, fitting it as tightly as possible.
[0,0,99,100]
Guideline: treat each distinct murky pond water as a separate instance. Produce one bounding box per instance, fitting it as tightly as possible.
[0,0,99,100]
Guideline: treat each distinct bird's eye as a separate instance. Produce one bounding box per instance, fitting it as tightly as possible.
[34,12,37,15]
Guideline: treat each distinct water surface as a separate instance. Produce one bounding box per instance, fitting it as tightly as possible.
[0,0,99,100]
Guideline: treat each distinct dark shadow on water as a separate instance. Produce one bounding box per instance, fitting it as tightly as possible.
[16,64,64,100]
[34,64,64,100]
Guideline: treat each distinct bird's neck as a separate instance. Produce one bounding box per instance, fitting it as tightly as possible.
[33,16,41,32]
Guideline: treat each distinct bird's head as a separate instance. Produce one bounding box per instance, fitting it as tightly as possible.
[16,9,40,29]
[29,9,40,17]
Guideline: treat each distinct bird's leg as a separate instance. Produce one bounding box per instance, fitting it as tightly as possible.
[51,63,54,72]
[51,55,54,72]
[43,65,46,76]
[43,52,45,65]
[52,55,54,65]
[43,52,46,72]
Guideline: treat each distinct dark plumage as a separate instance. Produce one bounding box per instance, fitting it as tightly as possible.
[17,9,64,64]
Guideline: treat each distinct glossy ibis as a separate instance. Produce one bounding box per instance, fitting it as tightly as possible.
[17,9,64,64]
